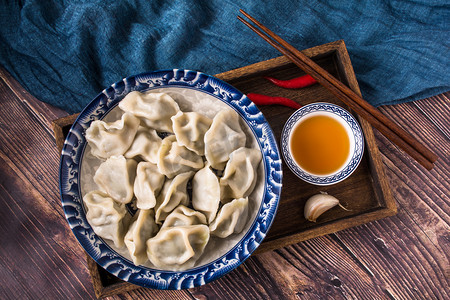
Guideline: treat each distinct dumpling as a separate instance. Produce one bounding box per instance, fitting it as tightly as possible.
[204,109,246,170]
[209,197,249,238]
[124,209,159,265]
[220,147,262,201]
[146,225,210,271]
[134,162,165,210]
[86,112,140,159]
[124,126,162,163]
[94,155,137,204]
[171,111,212,155]
[157,135,204,179]
[192,163,221,223]
[161,205,207,229]
[154,171,193,224]
[118,91,180,132]
[83,190,128,248]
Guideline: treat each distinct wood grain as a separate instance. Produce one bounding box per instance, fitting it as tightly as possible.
[0,61,448,300]
[0,67,69,134]
[0,73,95,299]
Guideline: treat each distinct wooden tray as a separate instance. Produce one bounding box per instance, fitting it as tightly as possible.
[53,40,396,298]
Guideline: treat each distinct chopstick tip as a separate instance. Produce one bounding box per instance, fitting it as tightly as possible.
[238,9,252,19]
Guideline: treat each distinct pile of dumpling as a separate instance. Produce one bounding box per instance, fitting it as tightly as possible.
[83,91,262,271]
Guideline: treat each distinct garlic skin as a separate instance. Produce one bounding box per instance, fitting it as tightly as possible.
[304,192,339,222]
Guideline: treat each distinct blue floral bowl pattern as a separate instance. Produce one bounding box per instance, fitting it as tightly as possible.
[59,69,282,289]
[281,102,364,186]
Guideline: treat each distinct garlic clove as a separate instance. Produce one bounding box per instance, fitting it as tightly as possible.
[304,192,340,222]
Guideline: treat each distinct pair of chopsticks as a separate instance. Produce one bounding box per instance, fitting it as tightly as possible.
[238,9,437,170]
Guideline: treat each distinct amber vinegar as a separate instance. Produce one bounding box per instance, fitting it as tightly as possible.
[289,114,350,175]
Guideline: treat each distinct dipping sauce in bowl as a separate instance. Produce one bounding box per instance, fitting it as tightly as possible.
[281,102,364,185]
[290,114,350,175]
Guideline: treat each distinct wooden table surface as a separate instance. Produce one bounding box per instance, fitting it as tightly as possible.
[0,65,448,299]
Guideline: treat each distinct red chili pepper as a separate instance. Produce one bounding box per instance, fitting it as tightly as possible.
[247,93,301,109]
[264,74,317,89]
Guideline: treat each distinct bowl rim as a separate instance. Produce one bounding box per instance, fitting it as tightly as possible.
[58,69,282,289]
[281,102,364,186]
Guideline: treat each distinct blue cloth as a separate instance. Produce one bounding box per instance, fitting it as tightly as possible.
[1,0,449,114]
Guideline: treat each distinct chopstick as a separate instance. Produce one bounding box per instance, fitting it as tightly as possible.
[238,9,437,170]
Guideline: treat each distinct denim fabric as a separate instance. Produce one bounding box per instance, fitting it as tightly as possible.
[0,0,448,113]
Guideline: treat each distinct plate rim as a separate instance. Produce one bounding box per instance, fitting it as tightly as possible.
[59,69,282,289]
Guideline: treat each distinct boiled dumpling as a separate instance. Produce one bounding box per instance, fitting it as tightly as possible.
[85,112,140,159]
[157,135,204,179]
[118,91,180,132]
[94,155,137,204]
[209,197,249,238]
[154,171,193,224]
[124,126,162,163]
[220,147,262,201]
[171,111,212,155]
[134,162,165,210]
[161,205,207,229]
[192,163,221,223]
[204,109,246,170]
[146,225,210,271]
[84,190,128,248]
[124,209,159,265]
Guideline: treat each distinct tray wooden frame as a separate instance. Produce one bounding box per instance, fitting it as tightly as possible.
[53,40,396,298]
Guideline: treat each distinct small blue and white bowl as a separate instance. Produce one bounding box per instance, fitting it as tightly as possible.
[281,102,364,186]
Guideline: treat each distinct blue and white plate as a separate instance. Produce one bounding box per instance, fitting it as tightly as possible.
[281,102,364,186]
[59,69,282,289]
